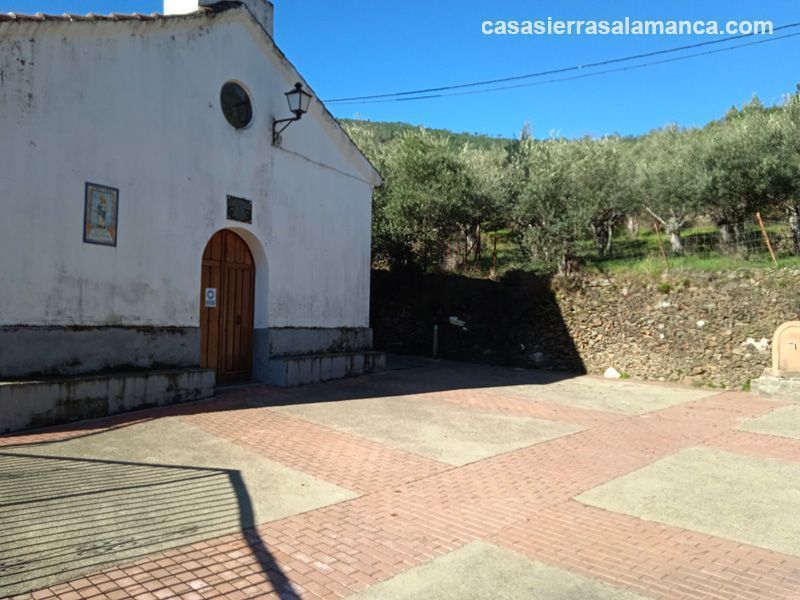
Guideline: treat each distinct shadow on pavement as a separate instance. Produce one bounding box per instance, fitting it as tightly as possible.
[0,451,294,599]
[246,356,585,410]
[0,353,590,450]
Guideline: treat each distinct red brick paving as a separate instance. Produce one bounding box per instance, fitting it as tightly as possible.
[491,501,800,600]
[3,376,799,600]
[183,407,451,494]
[0,394,264,449]
[705,428,800,464]
[419,387,624,428]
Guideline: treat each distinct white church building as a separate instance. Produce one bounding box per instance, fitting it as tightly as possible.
[0,0,383,431]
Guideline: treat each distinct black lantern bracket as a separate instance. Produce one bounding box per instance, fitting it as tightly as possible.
[272,82,313,145]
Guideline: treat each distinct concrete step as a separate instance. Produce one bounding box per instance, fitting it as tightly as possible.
[265,351,386,387]
[0,368,215,434]
[752,370,800,402]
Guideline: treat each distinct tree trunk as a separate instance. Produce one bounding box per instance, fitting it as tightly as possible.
[788,205,800,255]
[558,252,576,276]
[626,215,640,239]
[473,224,482,264]
[732,222,748,255]
[719,223,732,246]
[718,222,746,254]
[665,216,684,254]
[591,222,613,257]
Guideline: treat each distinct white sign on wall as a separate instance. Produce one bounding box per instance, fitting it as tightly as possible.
[204,288,217,308]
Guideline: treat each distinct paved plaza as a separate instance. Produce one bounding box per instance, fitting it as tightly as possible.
[1,358,799,599]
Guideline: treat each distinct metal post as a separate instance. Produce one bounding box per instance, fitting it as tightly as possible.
[432,325,439,359]
[491,234,498,280]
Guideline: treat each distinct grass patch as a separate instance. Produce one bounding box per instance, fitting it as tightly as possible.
[450,225,800,280]
[585,254,800,276]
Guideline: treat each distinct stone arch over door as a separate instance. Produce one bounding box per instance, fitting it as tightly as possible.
[199,230,256,382]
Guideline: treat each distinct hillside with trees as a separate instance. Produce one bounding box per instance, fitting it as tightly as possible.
[344,92,800,276]
[340,119,512,150]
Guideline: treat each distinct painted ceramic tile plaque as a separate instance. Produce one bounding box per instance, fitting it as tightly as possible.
[83,182,119,246]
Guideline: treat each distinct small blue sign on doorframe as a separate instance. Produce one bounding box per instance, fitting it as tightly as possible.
[205,288,217,308]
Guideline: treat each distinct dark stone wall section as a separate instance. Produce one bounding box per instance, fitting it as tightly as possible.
[0,326,200,379]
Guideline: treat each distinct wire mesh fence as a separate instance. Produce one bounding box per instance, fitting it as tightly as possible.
[576,218,795,266]
[448,217,800,277]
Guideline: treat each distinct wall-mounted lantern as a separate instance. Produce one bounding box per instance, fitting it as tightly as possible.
[273,82,313,145]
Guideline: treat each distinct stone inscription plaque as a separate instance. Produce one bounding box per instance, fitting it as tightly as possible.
[226,195,252,224]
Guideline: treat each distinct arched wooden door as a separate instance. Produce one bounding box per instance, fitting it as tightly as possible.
[200,230,255,382]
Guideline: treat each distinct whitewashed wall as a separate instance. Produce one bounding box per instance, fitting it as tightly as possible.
[0,9,376,331]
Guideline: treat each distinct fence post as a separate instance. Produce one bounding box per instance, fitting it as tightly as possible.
[755,212,779,268]
[653,222,670,272]
[432,325,439,359]
[490,234,497,280]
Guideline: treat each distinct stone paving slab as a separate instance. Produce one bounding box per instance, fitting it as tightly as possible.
[274,394,581,466]
[504,378,715,415]
[0,418,353,595]
[576,445,800,556]
[351,541,646,600]
[1,363,799,600]
[739,404,800,440]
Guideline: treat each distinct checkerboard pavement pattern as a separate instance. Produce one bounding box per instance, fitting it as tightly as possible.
[3,373,800,600]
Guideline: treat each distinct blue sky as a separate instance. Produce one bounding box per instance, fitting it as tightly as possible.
[2,1,798,138]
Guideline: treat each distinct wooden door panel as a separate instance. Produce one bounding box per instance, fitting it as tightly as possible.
[233,268,242,369]
[200,230,255,382]
[226,267,240,374]
[203,231,223,262]
[224,262,238,375]
[200,261,222,370]
[241,268,254,370]
[224,266,254,378]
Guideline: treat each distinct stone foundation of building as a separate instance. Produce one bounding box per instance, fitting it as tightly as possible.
[0,326,200,379]
[0,368,215,433]
[0,325,383,431]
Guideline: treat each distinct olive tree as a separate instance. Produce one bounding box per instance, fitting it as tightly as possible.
[634,126,707,254]
[701,103,800,253]
[381,130,475,269]
[778,94,800,252]
[508,138,578,273]
[577,136,635,257]
[458,144,508,265]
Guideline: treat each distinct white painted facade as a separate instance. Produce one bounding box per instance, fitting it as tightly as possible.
[0,2,379,334]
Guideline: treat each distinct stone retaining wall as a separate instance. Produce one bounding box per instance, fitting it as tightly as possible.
[554,269,800,389]
[371,268,800,390]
